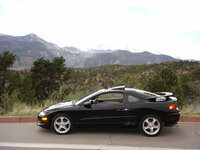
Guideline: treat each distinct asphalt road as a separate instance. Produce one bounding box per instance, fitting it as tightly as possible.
[0,122,200,150]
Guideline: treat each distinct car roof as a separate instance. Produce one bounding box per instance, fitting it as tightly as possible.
[100,86,159,98]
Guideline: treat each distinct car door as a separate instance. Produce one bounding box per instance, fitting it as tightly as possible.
[77,92,126,125]
[123,92,145,125]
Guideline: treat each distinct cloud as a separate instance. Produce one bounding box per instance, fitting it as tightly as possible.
[0,0,200,60]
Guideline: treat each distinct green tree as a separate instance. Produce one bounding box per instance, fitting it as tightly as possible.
[144,67,179,91]
[0,51,16,93]
[6,71,21,93]
[191,69,200,81]
[31,57,71,100]
[0,51,16,114]
[18,75,37,105]
[144,67,185,107]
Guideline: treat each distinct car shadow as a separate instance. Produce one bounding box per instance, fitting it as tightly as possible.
[73,126,141,135]
[37,126,179,137]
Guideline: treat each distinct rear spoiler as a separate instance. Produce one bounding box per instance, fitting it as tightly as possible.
[154,92,175,102]
[155,92,173,97]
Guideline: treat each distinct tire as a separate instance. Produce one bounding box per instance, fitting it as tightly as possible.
[139,114,163,136]
[51,114,73,135]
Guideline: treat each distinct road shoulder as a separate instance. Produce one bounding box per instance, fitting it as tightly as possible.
[0,115,200,123]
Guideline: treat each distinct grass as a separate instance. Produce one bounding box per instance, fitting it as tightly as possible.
[2,100,200,117]
[2,90,87,116]
[3,99,65,117]
[1,89,200,117]
[4,102,41,117]
[181,104,200,115]
[1,88,88,117]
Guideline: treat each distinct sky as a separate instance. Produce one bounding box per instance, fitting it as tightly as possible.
[0,0,200,60]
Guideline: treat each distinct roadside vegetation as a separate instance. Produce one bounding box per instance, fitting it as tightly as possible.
[0,51,200,116]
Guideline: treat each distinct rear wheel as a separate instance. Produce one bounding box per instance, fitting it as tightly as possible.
[51,114,73,134]
[140,114,162,136]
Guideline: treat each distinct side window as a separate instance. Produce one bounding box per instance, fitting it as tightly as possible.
[127,94,140,103]
[97,93,123,103]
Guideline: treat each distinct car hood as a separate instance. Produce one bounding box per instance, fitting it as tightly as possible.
[45,101,74,111]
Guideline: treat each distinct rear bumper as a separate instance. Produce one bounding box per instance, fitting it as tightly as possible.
[163,112,180,126]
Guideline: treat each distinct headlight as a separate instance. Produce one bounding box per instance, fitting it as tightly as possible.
[39,111,45,117]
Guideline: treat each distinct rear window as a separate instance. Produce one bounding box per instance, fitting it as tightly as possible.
[127,95,140,103]
[125,88,158,99]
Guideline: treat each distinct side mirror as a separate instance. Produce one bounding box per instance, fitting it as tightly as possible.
[83,100,92,108]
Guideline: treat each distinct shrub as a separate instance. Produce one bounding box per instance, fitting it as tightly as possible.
[191,69,200,81]
[48,87,70,101]
[0,90,19,114]
[143,67,186,107]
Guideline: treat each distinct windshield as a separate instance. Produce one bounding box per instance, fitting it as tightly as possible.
[76,90,102,105]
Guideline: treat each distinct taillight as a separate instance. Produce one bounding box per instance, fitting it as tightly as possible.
[169,103,177,110]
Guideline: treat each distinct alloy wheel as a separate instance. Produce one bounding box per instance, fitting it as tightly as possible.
[53,116,71,134]
[142,117,161,136]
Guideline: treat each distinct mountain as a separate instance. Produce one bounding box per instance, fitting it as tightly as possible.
[82,50,177,68]
[0,33,179,69]
[87,49,114,53]
[0,33,71,69]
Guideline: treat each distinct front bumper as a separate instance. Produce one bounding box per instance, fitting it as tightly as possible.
[37,116,51,129]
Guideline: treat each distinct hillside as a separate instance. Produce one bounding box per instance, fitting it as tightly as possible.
[68,61,200,104]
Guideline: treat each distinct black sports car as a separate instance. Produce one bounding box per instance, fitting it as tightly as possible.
[37,86,180,136]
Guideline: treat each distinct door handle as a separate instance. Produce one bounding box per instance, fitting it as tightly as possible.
[117,108,130,111]
[123,108,130,111]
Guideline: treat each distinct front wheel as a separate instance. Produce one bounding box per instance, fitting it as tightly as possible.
[139,114,162,136]
[51,114,73,134]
